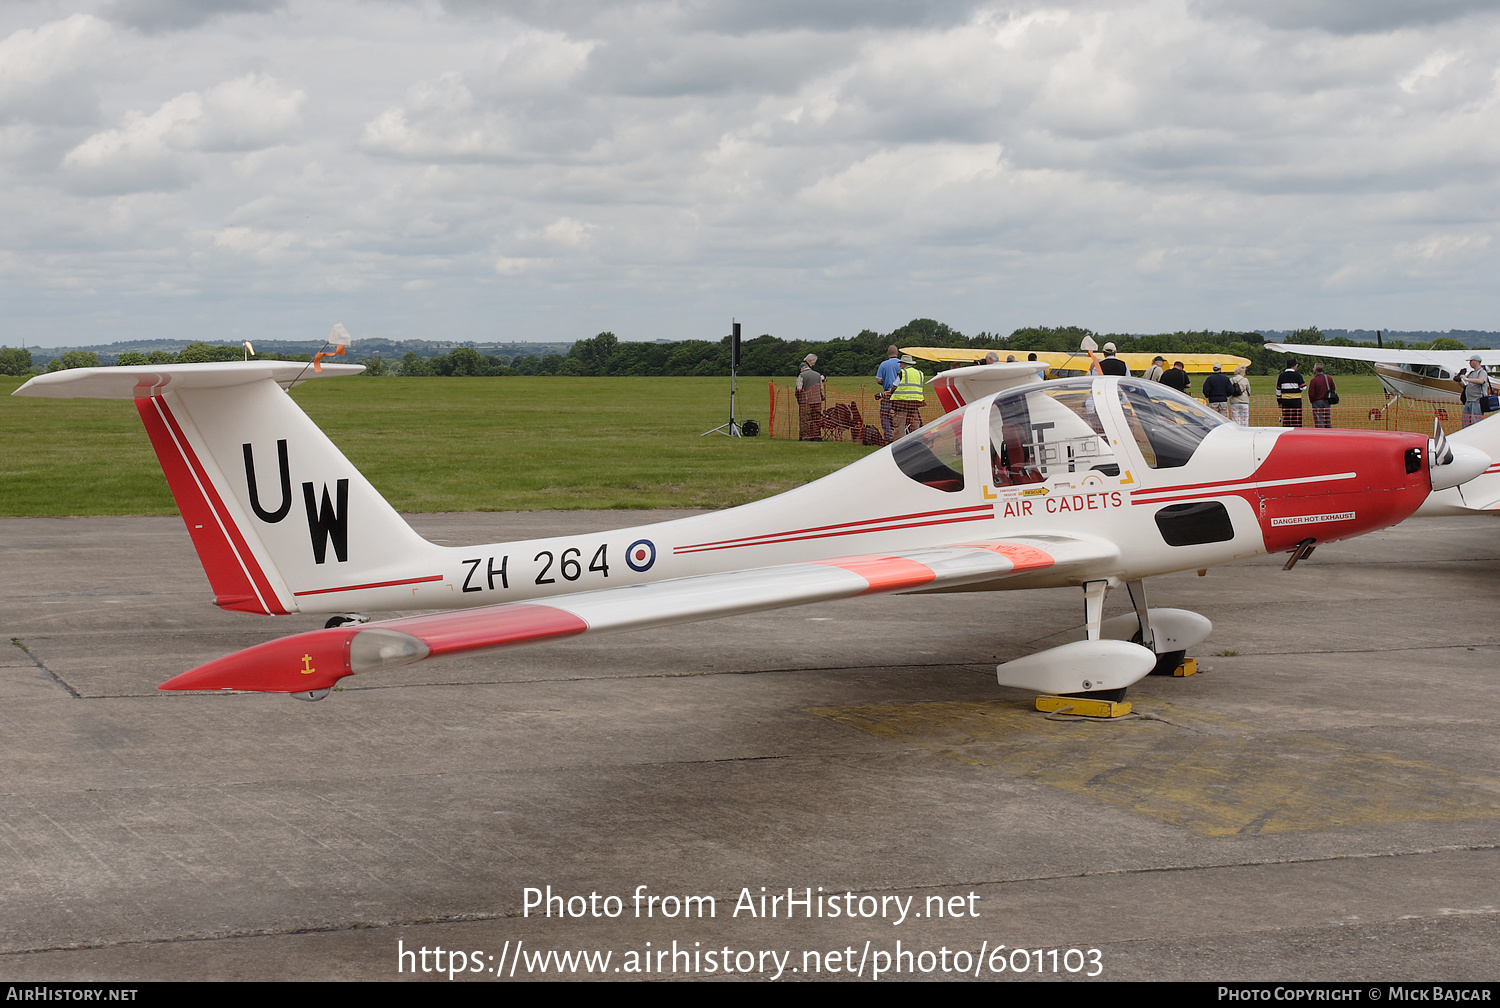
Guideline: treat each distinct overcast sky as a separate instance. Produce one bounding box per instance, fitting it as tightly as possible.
[2,0,1498,348]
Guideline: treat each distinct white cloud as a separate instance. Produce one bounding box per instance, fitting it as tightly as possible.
[184,73,306,151]
[61,73,304,192]
[0,14,115,126]
[2,0,1500,344]
[210,224,299,262]
[61,92,204,192]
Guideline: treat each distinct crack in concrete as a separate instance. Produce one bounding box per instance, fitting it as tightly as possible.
[9,637,81,699]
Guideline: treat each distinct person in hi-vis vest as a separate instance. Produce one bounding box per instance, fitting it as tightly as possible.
[890,354,926,436]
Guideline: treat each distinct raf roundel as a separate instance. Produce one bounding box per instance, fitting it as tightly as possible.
[625,539,656,573]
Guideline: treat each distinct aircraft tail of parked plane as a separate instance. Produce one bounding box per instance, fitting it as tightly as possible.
[14,361,444,615]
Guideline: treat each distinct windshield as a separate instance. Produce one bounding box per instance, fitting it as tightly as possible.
[890,409,965,492]
[1115,378,1229,468]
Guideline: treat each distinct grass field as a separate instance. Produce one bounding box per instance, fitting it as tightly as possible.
[1244,374,1384,396]
[1,376,885,516]
[0,371,1399,517]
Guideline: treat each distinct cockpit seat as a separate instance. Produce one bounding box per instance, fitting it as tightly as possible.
[998,423,1043,485]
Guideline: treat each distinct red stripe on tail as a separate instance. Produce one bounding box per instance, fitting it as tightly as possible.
[135,396,287,614]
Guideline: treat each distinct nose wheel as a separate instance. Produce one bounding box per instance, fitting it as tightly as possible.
[324,614,369,629]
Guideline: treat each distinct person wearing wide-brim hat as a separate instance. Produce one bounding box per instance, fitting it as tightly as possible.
[890,354,926,436]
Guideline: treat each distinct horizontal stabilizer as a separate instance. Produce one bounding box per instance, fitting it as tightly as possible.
[160,535,1118,693]
[930,362,1049,412]
[12,361,363,400]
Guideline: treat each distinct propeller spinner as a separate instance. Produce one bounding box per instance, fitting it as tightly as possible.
[1428,418,1489,491]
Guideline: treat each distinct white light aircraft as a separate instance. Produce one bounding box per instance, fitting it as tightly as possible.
[14,360,1488,702]
[1263,341,1500,403]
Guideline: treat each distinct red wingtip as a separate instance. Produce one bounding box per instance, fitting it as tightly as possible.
[160,627,359,693]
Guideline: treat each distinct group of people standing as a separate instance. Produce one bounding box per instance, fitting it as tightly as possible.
[800,340,1495,444]
[797,346,926,441]
[1270,358,1342,428]
[876,346,927,440]
[1122,346,1253,426]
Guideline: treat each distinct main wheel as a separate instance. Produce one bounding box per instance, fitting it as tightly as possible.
[1148,649,1186,676]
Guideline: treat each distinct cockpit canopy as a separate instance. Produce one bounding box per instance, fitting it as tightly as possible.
[891,375,1231,492]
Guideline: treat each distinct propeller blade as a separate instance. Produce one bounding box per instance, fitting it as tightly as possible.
[1432,417,1452,467]
[1080,336,1099,353]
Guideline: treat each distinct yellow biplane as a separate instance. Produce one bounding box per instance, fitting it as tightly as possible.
[902,347,1252,375]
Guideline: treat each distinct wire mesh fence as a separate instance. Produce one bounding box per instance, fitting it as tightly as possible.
[765,382,1472,443]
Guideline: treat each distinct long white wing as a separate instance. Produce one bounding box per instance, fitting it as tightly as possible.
[161,535,1118,693]
[1264,343,1498,370]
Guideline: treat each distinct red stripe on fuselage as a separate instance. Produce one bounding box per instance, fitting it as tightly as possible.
[674,505,994,555]
[135,396,287,615]
[1134,429,1428,553]
[294,574,445,597]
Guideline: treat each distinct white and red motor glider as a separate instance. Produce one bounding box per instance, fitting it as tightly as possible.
[15,360,1489,702]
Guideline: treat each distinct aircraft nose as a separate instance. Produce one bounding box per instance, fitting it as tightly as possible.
[1430,441,1491,491]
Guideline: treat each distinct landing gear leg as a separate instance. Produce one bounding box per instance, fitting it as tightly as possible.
[1125,579,1186,676]
[1063,579,1129,702]
[1082,579,1107,641]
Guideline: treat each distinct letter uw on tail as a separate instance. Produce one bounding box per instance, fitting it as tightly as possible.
[15,362,441,614]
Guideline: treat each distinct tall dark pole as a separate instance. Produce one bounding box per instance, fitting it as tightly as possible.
[701,319,743,437]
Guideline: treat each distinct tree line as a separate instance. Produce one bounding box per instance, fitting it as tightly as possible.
[381,322,1421,378]
[1,324,1475,379]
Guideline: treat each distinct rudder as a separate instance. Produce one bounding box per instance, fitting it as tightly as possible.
[16,362,442,613]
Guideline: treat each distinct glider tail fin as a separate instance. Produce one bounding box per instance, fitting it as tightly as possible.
[15,362,440,613]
